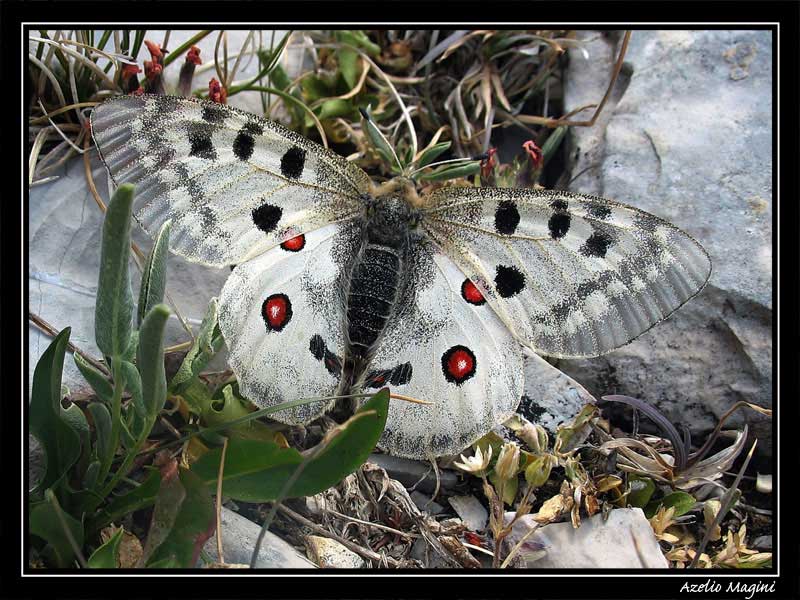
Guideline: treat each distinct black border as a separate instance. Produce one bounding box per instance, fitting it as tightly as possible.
[6,1,798,598]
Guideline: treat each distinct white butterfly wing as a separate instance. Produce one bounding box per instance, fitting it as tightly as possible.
[422,188,712,358]
[364,239,523,458]
[91,94,371,267]
[218,220,362,424]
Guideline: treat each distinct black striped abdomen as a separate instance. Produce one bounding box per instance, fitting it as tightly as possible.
[346,243,401,358]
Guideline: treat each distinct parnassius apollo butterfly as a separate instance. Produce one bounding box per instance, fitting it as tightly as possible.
[91,94,712,459]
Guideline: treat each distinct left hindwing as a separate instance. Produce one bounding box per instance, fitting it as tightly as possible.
[421,187,712,358]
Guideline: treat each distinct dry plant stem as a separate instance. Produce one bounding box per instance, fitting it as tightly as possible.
[689,440,758,568]
[278,504,401,567]
[82,135,196,342]
[29,101,98,126]
[215,436,229,564]
[548,30,632,128]
[323,507,418,539]
[500,520,539,568]
[28,311,110,376]
[688,402,772,467]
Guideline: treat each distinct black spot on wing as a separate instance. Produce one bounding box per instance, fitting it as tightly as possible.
[494,200,521,235]
[587,204,612,220]
[309,334,342,376]
[188,127,216,160]
[252,202,282,233]
[201,104,227,124]
[280,145,306,179]
[233,129,255,161]
[580,230,615,258]
[495,265,526,298]
[548,199,571,239]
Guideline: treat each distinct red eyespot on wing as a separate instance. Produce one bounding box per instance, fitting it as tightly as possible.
[461,278,486,305]
[280,234,305,252]
[262,293,292,331]
[441,345,476,385]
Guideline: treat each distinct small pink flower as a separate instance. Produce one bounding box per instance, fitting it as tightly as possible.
[480,147,497,178]
[186,45,202,65]
[208,78,227,104]
[132,85,145,96]
[523,140,543,168]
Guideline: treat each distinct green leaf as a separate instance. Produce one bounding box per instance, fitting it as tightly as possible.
[360,106,401,171]
[169,299,223,394]
[137,220,171,326]
[337,30,380,56]
[146,468,216,568]
[414,141,451,168]
[87,402,112,465]
[73,352,112,404]
[29,328,82,496]
[540,125,568,167]
[120,360,145,419]
[95,183,135,358]
[660,491,696,517]
[29,490,85,568]
[137,304,170,420]
[83,460,100,490]
[191,389,389,502]
[338,48,359,89]
[87,527,123,568]
[317,98,354,120]
[87,468,161,534]
[418,161,480,182]
[140,459,185,567]
[627,475,656,508]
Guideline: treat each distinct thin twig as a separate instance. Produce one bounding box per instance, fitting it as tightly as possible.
[278,504,401,567]
[323,507,419,539]
[29,311,109,376]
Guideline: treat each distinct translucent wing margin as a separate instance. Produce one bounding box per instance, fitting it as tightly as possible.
[421,187,712,358]
[91,94,371,267]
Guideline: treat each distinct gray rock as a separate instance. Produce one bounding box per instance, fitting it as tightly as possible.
[305,535,364,568]
[410,491,444,515]
[562,30,772,454]
[367,454,458,494]
[199,507,316,568]
[447,495,488,532]
[752,535,772,551]
[520,350,596,432]
[507,507,668,568]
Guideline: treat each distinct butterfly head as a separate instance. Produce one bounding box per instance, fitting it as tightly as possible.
[363,181,422,246]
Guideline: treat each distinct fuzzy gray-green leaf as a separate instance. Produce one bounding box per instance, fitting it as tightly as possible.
[73,352,112,404]
[137,220,171,326]
[137,304,170,421]
[95,183,135,358]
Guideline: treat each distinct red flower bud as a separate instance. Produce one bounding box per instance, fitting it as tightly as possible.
[144,39,163,61]
[208,78,228,104]
[120,63,142,80]
[480,147,498,178]
[523,140,544,169]
[132,86,145,96]
[144,60,163,81]
[186,45,202,65]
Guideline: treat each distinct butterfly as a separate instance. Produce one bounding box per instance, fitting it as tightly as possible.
[90,94,712,459]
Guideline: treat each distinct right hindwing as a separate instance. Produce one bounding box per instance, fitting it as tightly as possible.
[91,94,371,267]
